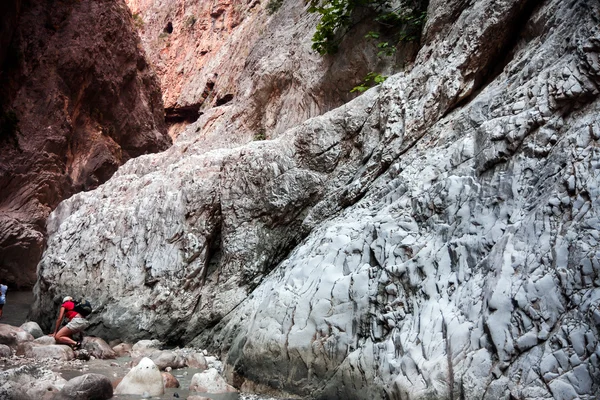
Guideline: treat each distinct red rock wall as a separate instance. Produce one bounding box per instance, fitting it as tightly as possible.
[0,0,171,288]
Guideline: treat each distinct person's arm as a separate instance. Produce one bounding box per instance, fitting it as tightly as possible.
[52,306,66,336]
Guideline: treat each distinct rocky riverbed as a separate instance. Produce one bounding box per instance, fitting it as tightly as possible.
[0,318,297,400]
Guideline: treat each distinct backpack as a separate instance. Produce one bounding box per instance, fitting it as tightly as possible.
[73,299,92,317]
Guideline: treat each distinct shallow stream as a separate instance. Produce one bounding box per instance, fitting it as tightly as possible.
[0,291,294,400]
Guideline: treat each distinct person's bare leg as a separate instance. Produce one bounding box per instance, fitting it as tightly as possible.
[54,326,77,346]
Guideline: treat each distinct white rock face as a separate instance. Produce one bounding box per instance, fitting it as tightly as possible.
[32,0,600,398]
[189,368,237,394]
[19,322,43,339]
[24,344,74,361]
[0,365,67,399]
[114,357,164,396]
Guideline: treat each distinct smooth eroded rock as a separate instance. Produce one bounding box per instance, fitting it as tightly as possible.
[56,373,113,400]
[114,357,164,396]
[189,368,237,394]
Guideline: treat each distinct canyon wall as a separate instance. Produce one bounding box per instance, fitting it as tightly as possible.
[124,0,415,141]
[32,0,600,399]
[0,0,171,287]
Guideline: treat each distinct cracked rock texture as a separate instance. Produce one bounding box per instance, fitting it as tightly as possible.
[0,0,171,287]
[124,0,415,140]
[32,0,600,399]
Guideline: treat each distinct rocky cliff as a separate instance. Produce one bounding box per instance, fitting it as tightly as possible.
[124,0,415,141]
[0,0,171,287]
[32,0,600,399]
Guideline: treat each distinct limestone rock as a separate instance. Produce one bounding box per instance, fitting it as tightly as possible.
[150,350,186,370]
[124,0,406,141]
[31,0,600,398]
[24,344,74,361]
[114,356,164,396]
[81,337,116,359]
[0,365,67,400]
[130,339,162,358]
[0,324,34,349]
[33,336,56,346]
[0,344,11,358]
[19,322,43,339]
[185,352,208,370]
[0,0,171,288]
[189,368,237,394]
[56,373,113,400]
[161,371,180,388]
[112,342,132,357]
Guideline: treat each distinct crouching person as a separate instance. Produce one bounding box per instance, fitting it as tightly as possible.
[52,296,90,349]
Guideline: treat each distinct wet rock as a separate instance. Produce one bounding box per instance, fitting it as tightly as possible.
[112,342,132,357]
[19,322,43,339]
[184,352,208,370]
[0,382,32,400]
[0,344,11,357]
[130,339,162,358]
[189,368,237,394]
[24,344,74,361]
[56,373,113,400]
[33,336,56,346]
[0,324,34,349]
[151,350,186,370]
[114,357,164,396]
[0,365,67,400]
[161,371,180,388]
[81,337,116,359]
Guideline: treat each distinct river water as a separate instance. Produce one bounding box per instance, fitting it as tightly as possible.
[0,291,296,400]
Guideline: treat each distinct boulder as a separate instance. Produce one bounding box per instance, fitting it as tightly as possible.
[0,382,32,400]
[187,396,212,400]
[56,373,113,400]
[0,324,34,348]
[151,350,186,370]
[24,344,74,361]
[112,342,132,357]
[0,365,66,399]
[0,344,11,357]
[185,352,208,370]
[114,357,164,396]
[33,336,56,345]
[161,371,180,388]
[130,339,162,358]
[189,368,237,394]
[19,322,44,339]
[81,337,116,359]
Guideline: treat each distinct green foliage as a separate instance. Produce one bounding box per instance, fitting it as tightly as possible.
[308,0,427,55]
[0,110,20,142]
[254,129,266,141]
[266,0,284,15]
[351,72,387,93]
[132,13,144,29]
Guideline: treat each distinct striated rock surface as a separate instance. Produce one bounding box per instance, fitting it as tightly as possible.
[32,0,600,399]
[124,0,413,140]
[0,0,171,288]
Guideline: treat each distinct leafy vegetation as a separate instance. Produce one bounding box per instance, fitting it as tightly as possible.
[267,0,285,15]
[308,0,427,91]
[254,129,267,141]
[350,72,387,93]
[308,0,427,55]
